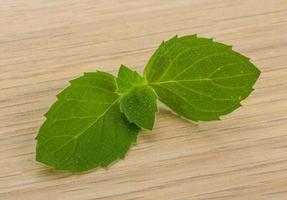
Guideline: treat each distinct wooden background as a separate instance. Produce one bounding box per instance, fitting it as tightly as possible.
[1,0,287,199]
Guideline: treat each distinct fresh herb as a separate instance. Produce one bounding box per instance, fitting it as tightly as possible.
[36,35,260,172]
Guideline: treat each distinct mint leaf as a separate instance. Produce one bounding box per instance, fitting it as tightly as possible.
[120,86,157,130]
[36,34,261,172]
[116,65,146,93]
[145,35,260,121]
[117,65,157,130]
[36,71,139,172]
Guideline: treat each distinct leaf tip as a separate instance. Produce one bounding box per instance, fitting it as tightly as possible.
[145,126,153,131]
[43,112,48,118]
[83,72,90,76]
[119,64,128,71]
[56,93,61,99]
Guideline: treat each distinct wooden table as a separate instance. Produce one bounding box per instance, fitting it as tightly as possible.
[1,0,287,199]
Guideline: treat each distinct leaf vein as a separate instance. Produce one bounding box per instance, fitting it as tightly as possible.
[173,52,230,80]
[158,43,213,81]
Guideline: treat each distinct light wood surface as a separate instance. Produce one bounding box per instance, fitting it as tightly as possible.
[1,0,287,199]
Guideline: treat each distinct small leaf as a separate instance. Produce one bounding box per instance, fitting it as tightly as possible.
[144,35,260,121]
[117,65,158,130]
[36,71,139,172]
[116,65,145,94]
[120,85,158,130]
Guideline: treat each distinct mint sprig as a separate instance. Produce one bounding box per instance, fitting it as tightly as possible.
[36,35,260,172]
[117,65,158,130]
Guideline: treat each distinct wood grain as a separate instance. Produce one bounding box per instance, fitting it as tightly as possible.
[1,0,287,199]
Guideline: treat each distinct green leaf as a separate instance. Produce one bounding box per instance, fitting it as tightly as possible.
[144,35,260,121]
[116,64,146,94]
[120,86,158,130]
[36,71,139,172]
[117,65,158,130]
